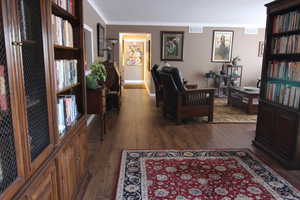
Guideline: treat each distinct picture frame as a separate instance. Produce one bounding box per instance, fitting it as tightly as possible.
[161,31,184,61]
[97,23,105,57]
[258,41,264,57]
[211,30,234,63]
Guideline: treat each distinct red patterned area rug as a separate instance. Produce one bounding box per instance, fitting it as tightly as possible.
[115,149,300,200]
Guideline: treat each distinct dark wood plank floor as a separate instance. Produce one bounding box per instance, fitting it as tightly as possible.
[83,89,300,200]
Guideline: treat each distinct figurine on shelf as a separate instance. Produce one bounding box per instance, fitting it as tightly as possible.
[231,56,241,66]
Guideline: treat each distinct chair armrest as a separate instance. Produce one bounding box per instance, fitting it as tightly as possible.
[182,88,215,105]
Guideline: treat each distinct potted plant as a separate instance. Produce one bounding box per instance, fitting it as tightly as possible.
[86,62,107,89]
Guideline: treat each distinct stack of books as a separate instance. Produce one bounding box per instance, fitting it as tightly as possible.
[266,83,300,109]
[56,60,78,91]
[52,15,73,47]
[273,11,300,33]
[272,35,300,54]
[52,0,75,15]
[57,95,79,137]
[268,61,300,81]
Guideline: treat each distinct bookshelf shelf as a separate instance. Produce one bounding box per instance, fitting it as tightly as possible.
[268,54,300,61]
[272,30,300,37]
[54,45,79,51]
[267,78,300,86]
[260,99,300,114]
[56,82,81,95]
[51,2,78,24]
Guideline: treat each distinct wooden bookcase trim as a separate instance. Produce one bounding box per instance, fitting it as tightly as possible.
[51,2,78,25]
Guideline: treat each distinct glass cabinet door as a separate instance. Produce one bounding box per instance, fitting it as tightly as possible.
[0,1,24,197]
[16,0,53,165]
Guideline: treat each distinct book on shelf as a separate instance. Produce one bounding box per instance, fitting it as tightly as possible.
[52,15,74,47]
[272,35,300,54]
[52,0,75,15]
[273,10,300,33]
[55,60,78,91]
[0,65,8,111]
[266,83,300,109]
[57,95,79,137]
[268,61,300,81]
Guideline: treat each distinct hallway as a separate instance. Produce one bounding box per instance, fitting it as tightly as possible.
[83,89,300,200]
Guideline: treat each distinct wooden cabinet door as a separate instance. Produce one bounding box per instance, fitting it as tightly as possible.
[274,110,298,159]
[78,128,88,179]
[23,162,58,200]
[14,0,55,174]
[57,143,78,200]
[256,104,275,145]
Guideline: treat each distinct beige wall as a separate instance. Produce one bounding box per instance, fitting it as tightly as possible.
[83,2,106,63]
[107,25,265,93]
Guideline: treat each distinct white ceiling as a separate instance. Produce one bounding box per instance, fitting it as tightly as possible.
[90,0,273,28]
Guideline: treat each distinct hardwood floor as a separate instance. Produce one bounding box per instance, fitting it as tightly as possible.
[83,89,300,200]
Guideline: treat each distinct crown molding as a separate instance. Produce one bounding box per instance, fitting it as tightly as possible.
[87,0,108,24]
[107,21,266,29]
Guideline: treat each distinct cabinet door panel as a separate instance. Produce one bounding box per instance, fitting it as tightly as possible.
[0,0,26,198]
[24,162,58,200]
[15,0,54,170]
[274,110,298,159]
[57,143,78,200]
[256,104,275,144]
[79,129,88,179]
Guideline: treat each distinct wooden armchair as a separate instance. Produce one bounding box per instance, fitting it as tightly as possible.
[151,64,163,107]
[159,67,215,124]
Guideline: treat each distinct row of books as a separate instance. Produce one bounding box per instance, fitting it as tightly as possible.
[272,35,300,54]
[266,83,300,109]
[268,61,300,81]
[57,95,79,137]
[55,60,78,91]
[273,11,300,33]
[52,15,73,47]
[53,0,75,15]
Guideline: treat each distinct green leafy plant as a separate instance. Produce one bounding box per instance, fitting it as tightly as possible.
[89,62,107,82]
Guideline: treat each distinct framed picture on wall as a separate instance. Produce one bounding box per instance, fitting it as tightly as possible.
[161,31,184,61]
[258,41,264,57]
[97,23,105,57]
[211,30,234,62]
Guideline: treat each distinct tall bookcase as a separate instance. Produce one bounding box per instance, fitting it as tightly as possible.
[254,0,300,169]
[0,0,90,199]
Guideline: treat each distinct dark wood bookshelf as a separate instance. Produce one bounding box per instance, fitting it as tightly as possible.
[51,2,78,25]
[56,82,81,94]
[54,45,79,51]
[271,30,300,37]
[259,99,300,114]
[268,53,300,61]
[254,0,300,170]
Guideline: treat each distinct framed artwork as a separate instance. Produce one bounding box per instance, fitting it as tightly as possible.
[161,31,184,61]
[211,30,234,62]
[124,41,144,66]
[97,23,105,57]
[258,41,264,57]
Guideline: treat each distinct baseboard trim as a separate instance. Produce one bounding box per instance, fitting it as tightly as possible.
[124,80,144,84]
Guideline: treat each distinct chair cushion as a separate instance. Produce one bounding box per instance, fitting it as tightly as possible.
[161,66,185,92]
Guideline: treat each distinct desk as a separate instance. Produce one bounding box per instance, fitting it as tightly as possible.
[87,87,106,140]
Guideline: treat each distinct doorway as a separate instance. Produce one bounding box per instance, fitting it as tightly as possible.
[119,33,151,88]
